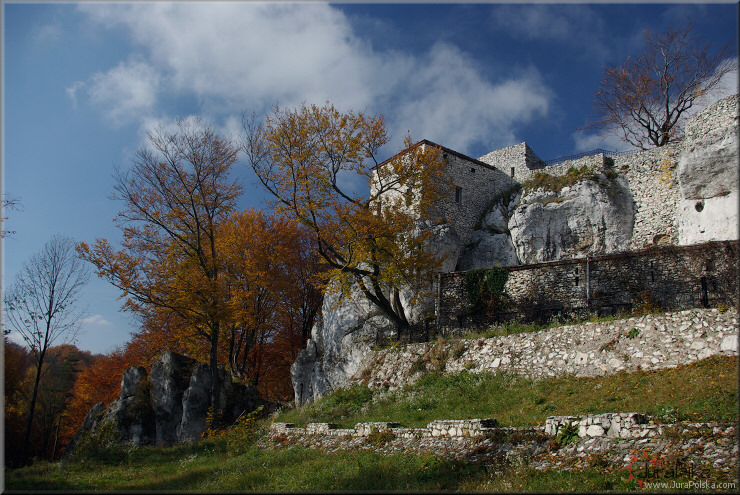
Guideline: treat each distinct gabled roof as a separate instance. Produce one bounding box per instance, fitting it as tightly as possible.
[373,139,500,172]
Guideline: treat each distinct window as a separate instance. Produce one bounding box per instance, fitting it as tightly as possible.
[455,187,462,204]
[510,167,515,178]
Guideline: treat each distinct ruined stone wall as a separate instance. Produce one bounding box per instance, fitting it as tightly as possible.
[437,241,738,327]
[477,142,547,182]
[685,94,739,139]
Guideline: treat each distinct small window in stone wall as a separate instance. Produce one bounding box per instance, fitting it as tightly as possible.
[511,167,515,178]
[455,187,462,204]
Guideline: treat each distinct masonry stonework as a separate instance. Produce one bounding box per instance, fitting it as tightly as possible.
[438,241,738,327]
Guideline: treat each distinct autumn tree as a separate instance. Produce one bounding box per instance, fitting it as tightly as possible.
[586,24,737,149]
[3,235,89,466]
[4,338,32,466]
[217,209,324,396]
[243,103,449,331]
[77,117,241,423]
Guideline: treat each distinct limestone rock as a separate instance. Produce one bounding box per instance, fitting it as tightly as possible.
[102,366,155,446]
[508,175,634,264]
[676,95,739,245]
[150,351,197,446]
[457,231,519,270]
[418,221,462,274]
[177,363,213,443]
[720,335,738,353]
[291,284,395,405]
[64,402,106,458]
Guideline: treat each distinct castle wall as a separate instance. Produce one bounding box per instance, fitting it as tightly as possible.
[429,151,516,245]
[614,144,682,249]
[437,241,738,328]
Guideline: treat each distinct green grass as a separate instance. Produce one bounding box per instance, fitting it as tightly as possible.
[6,356,737,492]
[276,355,738,428]
[520,164,617,196]
[460,312,622,340]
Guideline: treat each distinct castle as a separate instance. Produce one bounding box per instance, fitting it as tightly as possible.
[375,94,738,256]
[291,94,739,404]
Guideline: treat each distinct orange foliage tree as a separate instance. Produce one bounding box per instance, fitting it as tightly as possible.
[244,103,450,331]
[77,117,241,422]
[217,209,324,399]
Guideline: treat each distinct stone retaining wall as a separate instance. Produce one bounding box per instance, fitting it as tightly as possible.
[357,308,737,392]
[269,413,736,444]
[437,241,738,328]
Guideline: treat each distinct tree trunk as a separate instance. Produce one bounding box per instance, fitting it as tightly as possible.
[209,327,221,429]
[20,355,45,466]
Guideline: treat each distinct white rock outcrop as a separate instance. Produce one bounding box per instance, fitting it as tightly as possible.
[507,175,634,264]
[291,285,394,405]
[676,95,739,245]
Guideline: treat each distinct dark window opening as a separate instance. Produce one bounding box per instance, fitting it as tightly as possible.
[470,167,476,173]
[575,276,579,287]
[650,271,655,282]
[510,167,515,178]
[455,187,462,204]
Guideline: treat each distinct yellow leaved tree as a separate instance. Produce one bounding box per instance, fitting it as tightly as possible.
[243,103,450,331]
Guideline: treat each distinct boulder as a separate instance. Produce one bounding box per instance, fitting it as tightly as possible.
[150,351,197,446]
[508,174,634,264]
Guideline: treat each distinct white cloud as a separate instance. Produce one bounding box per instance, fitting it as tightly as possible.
[688,65,738,117]
[82,314,112,326]
[395,44,552,152]
[85,59,161,126]
[73,3,554,154]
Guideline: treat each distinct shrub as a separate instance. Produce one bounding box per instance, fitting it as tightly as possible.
[556,422,579,446]
[202,405,264,457]
[366,427,396,447]
[72,421,127,463]
[465,268,509,315]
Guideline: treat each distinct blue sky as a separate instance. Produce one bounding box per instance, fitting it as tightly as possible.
[3,2,738,354]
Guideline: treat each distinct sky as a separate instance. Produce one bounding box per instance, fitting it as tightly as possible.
[2,1,738,355]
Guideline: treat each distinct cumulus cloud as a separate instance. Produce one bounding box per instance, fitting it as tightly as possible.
[395,43,551,152]
[82,314,112,326]
[490,5,610,61]
[72,2,554,154]
[82,59,161,126]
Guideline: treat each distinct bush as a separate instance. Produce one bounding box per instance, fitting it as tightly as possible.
[366,427,396,447]
[202,405,264,457]
[556,422,579,446]
[71,421,127,464]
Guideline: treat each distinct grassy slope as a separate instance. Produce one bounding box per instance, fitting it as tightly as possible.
[278,354,738,428]
[6,355,737,492]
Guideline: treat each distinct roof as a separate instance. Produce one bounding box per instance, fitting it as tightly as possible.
[373,139,501,172]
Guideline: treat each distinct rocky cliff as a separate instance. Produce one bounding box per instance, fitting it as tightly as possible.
[66,351,267,454]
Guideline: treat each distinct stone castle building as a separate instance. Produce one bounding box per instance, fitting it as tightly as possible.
[291,94,739,405]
